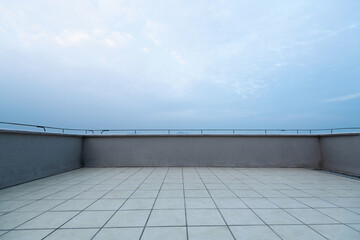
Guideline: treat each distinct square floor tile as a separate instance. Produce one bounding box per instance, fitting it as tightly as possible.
[158,190,184,198]
[267,198,308,208]
[18,212,77,229]
[16,200,65,212]
[316,208,360,223]
[0,212,41,229]
[0,201,33,212]
[147,210,185,226]
[0,229,52,240]
[188,226,233,240]
[220,209,263,225]
[185,190,210,198]
[93,228,142,240]
[310,224,360,240]
[187,209,225,226]
[271,225,326,240]
[62,211,114,228]
[253,209,301,224]
[103,190,133,199]
[286,209,338,224]
[120,199,155,210]
[234,190,262,198]
[73,191,107,199]
[51,199,95,211]
[154,198,184,209]
[209,190,236,198]
[44,228,98,240]
[241,198,279,208]
[186,198,216,209]
[141,227,186,240]
[105,210,150,227]
[295,198,337,208]
[230,226,281,240]
[86,199,125,210]
[213,198,247,209]
[131,191,158,199]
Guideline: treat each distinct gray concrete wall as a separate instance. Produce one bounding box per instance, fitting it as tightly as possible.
[0,131,83,189]
[320,134,360,177]
[82,135,321,168]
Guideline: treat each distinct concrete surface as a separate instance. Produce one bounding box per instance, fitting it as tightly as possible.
[82,136,321,168]
[0,131,82,189]
[0,167,360,240]
[320,135,360,177]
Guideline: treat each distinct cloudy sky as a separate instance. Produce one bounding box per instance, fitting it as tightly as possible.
[0,0,359,130]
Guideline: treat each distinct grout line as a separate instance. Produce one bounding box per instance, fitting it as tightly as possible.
[182,167,189,240]
[90,167,157,240]
[194,167,236,240]
[1,168,118,237]
[138,167,170,240]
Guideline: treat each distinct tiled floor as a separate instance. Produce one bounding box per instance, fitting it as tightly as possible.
[0,168,360,240]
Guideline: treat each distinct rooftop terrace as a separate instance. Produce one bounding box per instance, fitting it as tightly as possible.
[0,125,360,239]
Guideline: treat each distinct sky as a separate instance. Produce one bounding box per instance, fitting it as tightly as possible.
[0,0,359,130]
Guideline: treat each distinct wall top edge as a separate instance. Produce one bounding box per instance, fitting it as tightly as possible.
[1,129,360,138]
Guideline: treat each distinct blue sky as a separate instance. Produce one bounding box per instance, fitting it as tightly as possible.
[0,0,359,130]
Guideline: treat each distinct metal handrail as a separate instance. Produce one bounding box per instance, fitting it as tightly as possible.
[0,121,360,135]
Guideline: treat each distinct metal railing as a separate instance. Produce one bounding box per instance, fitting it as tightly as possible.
[1,121,360,135]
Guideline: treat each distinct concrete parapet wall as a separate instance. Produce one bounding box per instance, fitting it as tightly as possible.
[320,135,360,177]
[0,131,82,189]
[1,130,359,189]
[82,135,321,168]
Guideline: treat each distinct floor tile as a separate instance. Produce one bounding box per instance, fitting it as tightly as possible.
[44,228,98,240]
[102,190,133,199]
[120,199,155,210]
[185,190,210,198]
[186,198,216,209]
[62,211,114,228]
[154,198,184,209]
[131,191,158,199]
[86,199,125,210]
[141,227,186,240]
[295,198,337,208]
[147,209,186,226]
[220,209,263,225]
[230,226,281,240]
[271,225,326,240]
[188,226,233,240]
[317,208,360,223]
[93,228,142,240]
[241,198,279,208]
[209,190,236,198]
[52,199,96,211]
[16,200,64,212]
[213,198,247,209]
[311,224,360,240]
[286,209,338,224]
[254,209,301,224]
[234,190,262,197]
[187,209,225,226]
[158,190,184,198]
[0,229,52,240]
[18,212,77,229]
[267,198,308,208]
[0,212,41,229]
[105,210,150,227]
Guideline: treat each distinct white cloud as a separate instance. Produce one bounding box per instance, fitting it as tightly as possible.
[325,93,360,102]
[145,20,166,46]
[55,30,91,46]
[171,51,187,65]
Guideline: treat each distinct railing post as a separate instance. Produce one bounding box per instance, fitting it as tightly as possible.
[265,130,267,134]
[135,130,137,134]
[233,130,235,134]
[168,130,170,134]
[200,130,203,134]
